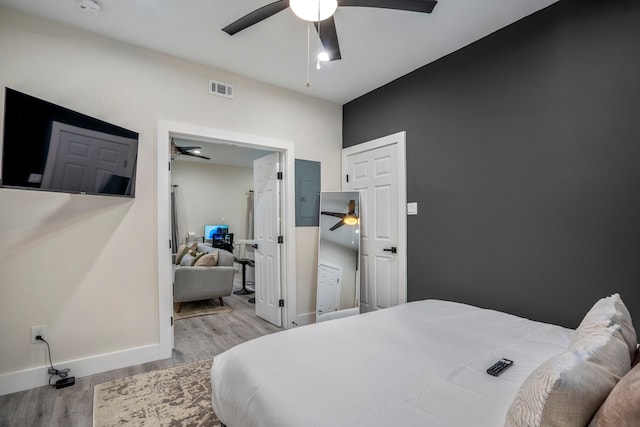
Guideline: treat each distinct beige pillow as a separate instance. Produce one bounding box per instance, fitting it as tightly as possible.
[505,325,630,427]
[571,293,637,361]
[590,362,640,426]
[194,252,218,267]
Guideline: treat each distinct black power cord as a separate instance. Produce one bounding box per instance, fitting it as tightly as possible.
[35,336,73,388]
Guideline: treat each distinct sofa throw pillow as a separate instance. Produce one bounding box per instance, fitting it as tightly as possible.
[190,251,205,265]
[175,244,190,265]
[505,324,630,427]
[175,242,198,265]
[589,361,640,426]
[179,252,195,266]
[194,252,218,267]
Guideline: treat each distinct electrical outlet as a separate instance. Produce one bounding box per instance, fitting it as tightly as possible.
[31,325,46,344]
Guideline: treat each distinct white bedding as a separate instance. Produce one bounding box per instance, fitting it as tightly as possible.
[211,300,574,427]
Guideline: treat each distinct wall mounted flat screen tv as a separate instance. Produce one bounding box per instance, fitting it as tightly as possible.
[1,88,139,197]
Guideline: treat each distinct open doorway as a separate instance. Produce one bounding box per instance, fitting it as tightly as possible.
[157,121,297,358]
[170,141,271,339]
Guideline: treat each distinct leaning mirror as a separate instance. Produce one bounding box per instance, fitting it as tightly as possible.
[316,191,361,322]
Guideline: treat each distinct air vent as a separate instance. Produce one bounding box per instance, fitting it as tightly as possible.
[209,80,234,99]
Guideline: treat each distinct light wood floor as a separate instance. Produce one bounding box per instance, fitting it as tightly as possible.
[0,275,281,427]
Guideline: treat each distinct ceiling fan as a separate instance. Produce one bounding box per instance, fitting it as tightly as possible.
[171,140,210,160]
[322,199,359,231]
[222,0,438,61]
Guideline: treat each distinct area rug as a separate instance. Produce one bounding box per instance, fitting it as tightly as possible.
[93,359,220,427]
[174,299,233,320]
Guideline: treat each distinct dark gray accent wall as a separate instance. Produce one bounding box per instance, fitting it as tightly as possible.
[343,0,640,329]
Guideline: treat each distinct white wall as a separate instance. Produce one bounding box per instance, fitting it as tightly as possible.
[0,8,342,394]
[171,161,252,243]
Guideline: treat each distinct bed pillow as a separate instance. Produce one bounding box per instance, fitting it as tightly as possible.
[505,324,630,427]
[571,293,637,361]
[589,361,640,426]
[194,252,218,267]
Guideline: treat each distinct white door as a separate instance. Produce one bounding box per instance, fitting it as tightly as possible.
[42,122,136,193]
[317,263,342,315]
[343,132,407,312]
[253,153,282,326]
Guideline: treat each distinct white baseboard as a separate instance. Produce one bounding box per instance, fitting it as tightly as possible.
[294,311,316,327]
[0,344,161,396]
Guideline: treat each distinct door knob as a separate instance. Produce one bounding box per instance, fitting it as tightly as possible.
[383,247,397,254]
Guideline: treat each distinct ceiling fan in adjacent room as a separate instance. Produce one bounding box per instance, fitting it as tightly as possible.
[322,199,359,231]
[171,140,210,160]
[222,0,438,62]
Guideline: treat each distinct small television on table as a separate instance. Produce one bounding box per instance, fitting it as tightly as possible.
[204,224,229,241]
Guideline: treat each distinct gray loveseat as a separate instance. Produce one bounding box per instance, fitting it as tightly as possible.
[173,244,236,311]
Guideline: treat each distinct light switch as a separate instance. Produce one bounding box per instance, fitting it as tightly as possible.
[407,202,418,215]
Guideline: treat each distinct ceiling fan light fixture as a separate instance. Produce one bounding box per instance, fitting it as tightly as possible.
[290,0,338,22]
[343,216,358,226]
[317,51,330,62]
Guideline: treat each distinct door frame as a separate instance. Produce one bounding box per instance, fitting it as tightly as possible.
[341,131,408,306]
[157,120,297,358]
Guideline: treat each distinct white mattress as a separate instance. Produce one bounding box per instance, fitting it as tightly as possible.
[211,300,573,427]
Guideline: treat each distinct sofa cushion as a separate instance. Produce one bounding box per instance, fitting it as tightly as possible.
[180,251,205,266]
[179,252,195,266]
[194,252,218,267]
[196,244,215,254]
[175,243,198,264]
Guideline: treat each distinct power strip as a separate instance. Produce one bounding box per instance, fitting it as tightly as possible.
[55,377,76,389]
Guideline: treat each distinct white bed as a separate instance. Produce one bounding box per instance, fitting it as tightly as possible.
[211,300,575,427]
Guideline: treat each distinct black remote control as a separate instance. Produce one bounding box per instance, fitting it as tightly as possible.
[486,358,513,376]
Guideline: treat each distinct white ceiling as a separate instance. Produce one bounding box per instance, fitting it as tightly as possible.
[172,137,272,167]
[0,0,558,104]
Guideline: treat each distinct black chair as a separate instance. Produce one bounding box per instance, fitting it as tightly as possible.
[234,258,255,303]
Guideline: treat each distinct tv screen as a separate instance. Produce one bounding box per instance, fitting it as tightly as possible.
[205,224,229,240]
[1,88,139,197]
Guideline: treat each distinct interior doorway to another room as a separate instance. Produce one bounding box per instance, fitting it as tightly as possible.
[170,139,269,291]
[170,145,264,326]
[157,122,297,358]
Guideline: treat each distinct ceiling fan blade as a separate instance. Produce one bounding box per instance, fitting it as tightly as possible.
[321,211,347,218]
[185,152,210,160]
[313,16,342,61]
[339,0,437,14]
[330,219,345,231]
[222,0,290,35]
[348,199,355,215]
